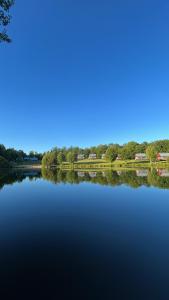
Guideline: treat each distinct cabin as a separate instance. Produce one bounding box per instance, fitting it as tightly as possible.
[116,155,121,160]
[157,153,169,161]
[101,154,106,159]
[77,154,85,160]
[135,153,147,161]
[88,153,97,159]
[24,157,38,162]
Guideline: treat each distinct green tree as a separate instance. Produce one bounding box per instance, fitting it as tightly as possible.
[57,152,65,164]
[0,155,10,168]
[42,153,50,168]
[0,0,14,42]
[146,145,157,163]
[120,142,139,160]
[66,151,76,163]
[105,146,118,162]
[95,144,108,158]
[0,144,6,157]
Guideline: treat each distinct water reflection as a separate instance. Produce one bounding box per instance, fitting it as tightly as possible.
[42,168,169,189]
[0,170,41,190]
[1,168,169,190]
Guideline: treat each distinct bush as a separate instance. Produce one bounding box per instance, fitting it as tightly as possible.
[0,156,10,168]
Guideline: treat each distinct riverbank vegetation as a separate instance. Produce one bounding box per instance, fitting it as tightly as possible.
[1,139,169,170]
[0,144,42,168]
[42,140,169,169]
[0,0,14,42]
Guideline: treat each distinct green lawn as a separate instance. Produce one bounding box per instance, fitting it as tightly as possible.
[60,159,169,170]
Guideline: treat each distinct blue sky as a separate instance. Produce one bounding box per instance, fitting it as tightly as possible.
[1,0,169,153]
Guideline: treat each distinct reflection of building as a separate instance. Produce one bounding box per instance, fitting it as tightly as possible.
[102,154,106,159]
[77,154,85,160]
[157,169,169,177]
[157,153,169,161]
[88,154,97,159]
[24,157,38,161]
[89,172,97,178]
[136,170,148,177]
[77,172,85,177]
[117,171,122,176]
[135,153,147,161]
[102,172,106,177]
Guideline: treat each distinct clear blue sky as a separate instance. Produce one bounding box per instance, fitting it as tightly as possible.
[1,0,169,153]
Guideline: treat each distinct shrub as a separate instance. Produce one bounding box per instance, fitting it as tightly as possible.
[0,156,10,168]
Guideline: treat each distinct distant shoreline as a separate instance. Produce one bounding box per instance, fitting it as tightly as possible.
[1,160,169,172]
[44,159,169,170]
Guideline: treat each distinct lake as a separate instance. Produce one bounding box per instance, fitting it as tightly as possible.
[0,169,169,299]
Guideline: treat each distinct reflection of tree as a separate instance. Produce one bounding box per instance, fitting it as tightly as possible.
[41,168,169,189]
[0,170,41,191]
[148,169,169,189]
[2,169,169,190]
[120,171,149,188]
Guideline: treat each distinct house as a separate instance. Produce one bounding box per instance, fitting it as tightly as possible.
[77,154,85,160]
[157,153,169,161]
[135,153,147,161]
[116,155,121,160]
[24,157,38,162]
[88,153,97,159]
[101,154,106,159]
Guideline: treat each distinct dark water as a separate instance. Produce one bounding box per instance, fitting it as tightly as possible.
[0,169,169,299]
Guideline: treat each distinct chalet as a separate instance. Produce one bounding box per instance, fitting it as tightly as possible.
[116,155,121,160]
[77,154,85,160]
[102,154,106,159]
[88,153,97,159]
[157,153,169,161]
[135,153,147,161]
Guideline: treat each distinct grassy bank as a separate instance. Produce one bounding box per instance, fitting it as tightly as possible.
[59,159,169,170]
[11,161,42,169]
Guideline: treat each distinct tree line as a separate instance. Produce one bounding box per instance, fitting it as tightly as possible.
[0,144,43,168]
[0,0,14,42]
[42,140,169,167]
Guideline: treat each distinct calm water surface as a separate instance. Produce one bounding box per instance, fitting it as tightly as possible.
[0,169,169,299]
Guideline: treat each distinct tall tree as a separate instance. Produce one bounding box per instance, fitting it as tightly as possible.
[0,0,14,42]
[66,151,76,164]
[105,145,118,162]
[57,152,65,164]
[120,142,139,160]
[146,145,157,163]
